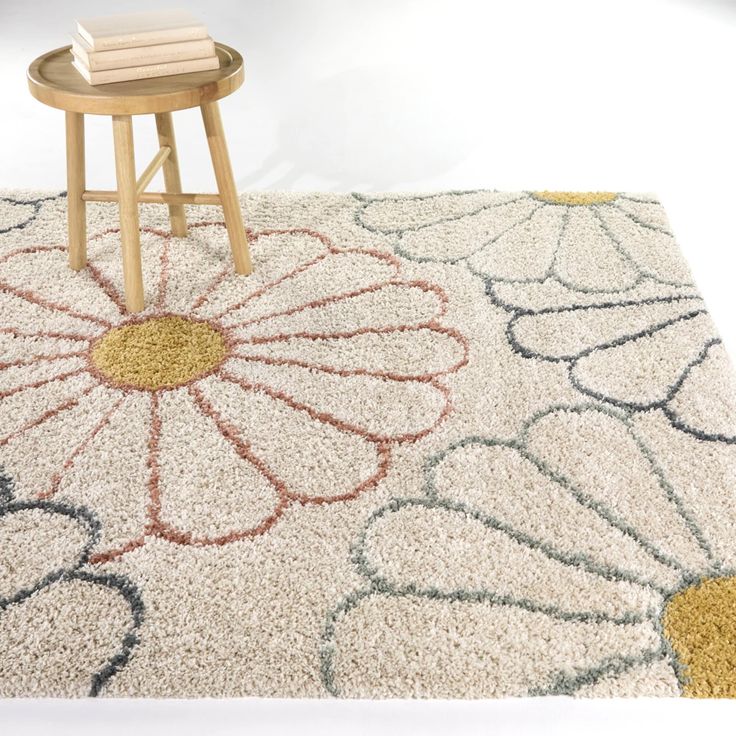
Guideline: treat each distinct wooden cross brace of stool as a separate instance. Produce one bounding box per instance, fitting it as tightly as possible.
[28,42,252,312]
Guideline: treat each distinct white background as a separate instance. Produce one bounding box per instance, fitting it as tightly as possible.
[1,0,736,734]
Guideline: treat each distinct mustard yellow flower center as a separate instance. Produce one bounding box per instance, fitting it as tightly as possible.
[662,576,736,697]
[91,315,227,390]
[531,191,618,205]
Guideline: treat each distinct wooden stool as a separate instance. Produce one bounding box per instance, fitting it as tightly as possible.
[27,43,252,312]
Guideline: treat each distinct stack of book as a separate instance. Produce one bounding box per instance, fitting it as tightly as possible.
[71,9,219,86]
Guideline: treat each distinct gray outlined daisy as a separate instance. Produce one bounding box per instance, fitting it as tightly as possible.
[354,190,695,299]
[0,472,143,697]
[321,405,736,698]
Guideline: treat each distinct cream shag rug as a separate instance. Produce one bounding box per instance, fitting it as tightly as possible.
[1,190,736,699]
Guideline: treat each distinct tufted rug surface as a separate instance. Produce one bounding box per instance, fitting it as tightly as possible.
[1,190,736,698]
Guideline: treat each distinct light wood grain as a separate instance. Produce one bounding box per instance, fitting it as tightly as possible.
[201,100,252,275]
[82,190,221,205]
[28,44,243,115]
[135,145,171,197]
[155,111,187,236]
[65,111,86,270]
[29,41,252,313]
[112,115,144,312]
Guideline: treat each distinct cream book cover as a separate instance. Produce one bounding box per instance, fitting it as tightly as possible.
[71,33,215,71]
[72,54,219,85]
[76,9,208,51]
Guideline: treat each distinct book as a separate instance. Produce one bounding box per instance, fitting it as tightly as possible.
[76,9,208,52]
[71,33,216,71]
[72,55,220,85]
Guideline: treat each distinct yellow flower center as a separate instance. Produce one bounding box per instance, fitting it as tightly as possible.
[662,576,736,697]
[531,191,618,205]
[91,315,227,390]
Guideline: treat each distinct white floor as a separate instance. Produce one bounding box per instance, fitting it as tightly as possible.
[1,0,736,734]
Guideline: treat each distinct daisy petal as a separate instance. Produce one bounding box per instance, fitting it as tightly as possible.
[0,290,102,339]
[614,198,673,231]
[234,282,445,342]
[325,592,660,697]
[666,341,736,443]
[510,297,704,361]
[233,326,466,380]
[0,505,91,601]
[596,206,693,285]
[221,360,450,442]
[0,372,98,451]
[397,199,539,262]
[571,312,717,408]
[154,388,284,540]
[555,208,638,291]
[431,441,679,590]
[572,656,679,696]
[220,253,400,331]
[466,204,564,280]
[0,357,87,398]
[0,199,35,233]
[357,191,522,233]
[195,375,388,501]
[0,330,89,364]
[632,410,736,571]
[524,406,711,574]
[0,576,136,697]
[193,229,332,316]
[1,385,123,499]
[1,246,122,322]
[488,278,698,314]
[360,500,658,619]
[53,392,152,555]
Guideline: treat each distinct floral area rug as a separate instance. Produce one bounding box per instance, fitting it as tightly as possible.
[1,190,736,698]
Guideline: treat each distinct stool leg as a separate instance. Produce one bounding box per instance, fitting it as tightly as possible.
[200,100,252,275]
[112,115,144,312]
[65,112,86,270]
[155,112,187,237]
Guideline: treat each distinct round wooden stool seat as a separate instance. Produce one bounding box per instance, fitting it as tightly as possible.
[26,42,252,313]
[27,43,244,115]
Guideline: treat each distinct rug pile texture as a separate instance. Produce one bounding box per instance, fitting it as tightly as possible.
[1,190,736,698]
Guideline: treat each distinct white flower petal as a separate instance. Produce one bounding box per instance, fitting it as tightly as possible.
[195,375,389,501]
[1,384,122,499]
[326,593,660,697]
[358,191,522,233]
[432,442,679,590]
[596,206,693,285]
[573,656,679,697]
[571,312,717,407]
[233,326,466,379]
[397,198,539,262]
[466,204,564,280]
[0,577,135,697]
[362,502,658,619]
[156,388,283,539]
[555,208,638,291]
[524,407,711,575]
[221,360,449,441]
[233,282,444,342]
[56,392,154,555]
[220,250,400,328]
[195,230,332,318]
[666,341,736,442]
[489,278,698,313]
[1,246,124,322]
[510,297,704,361]
[0,290,101,339]
[0,507,90,600]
